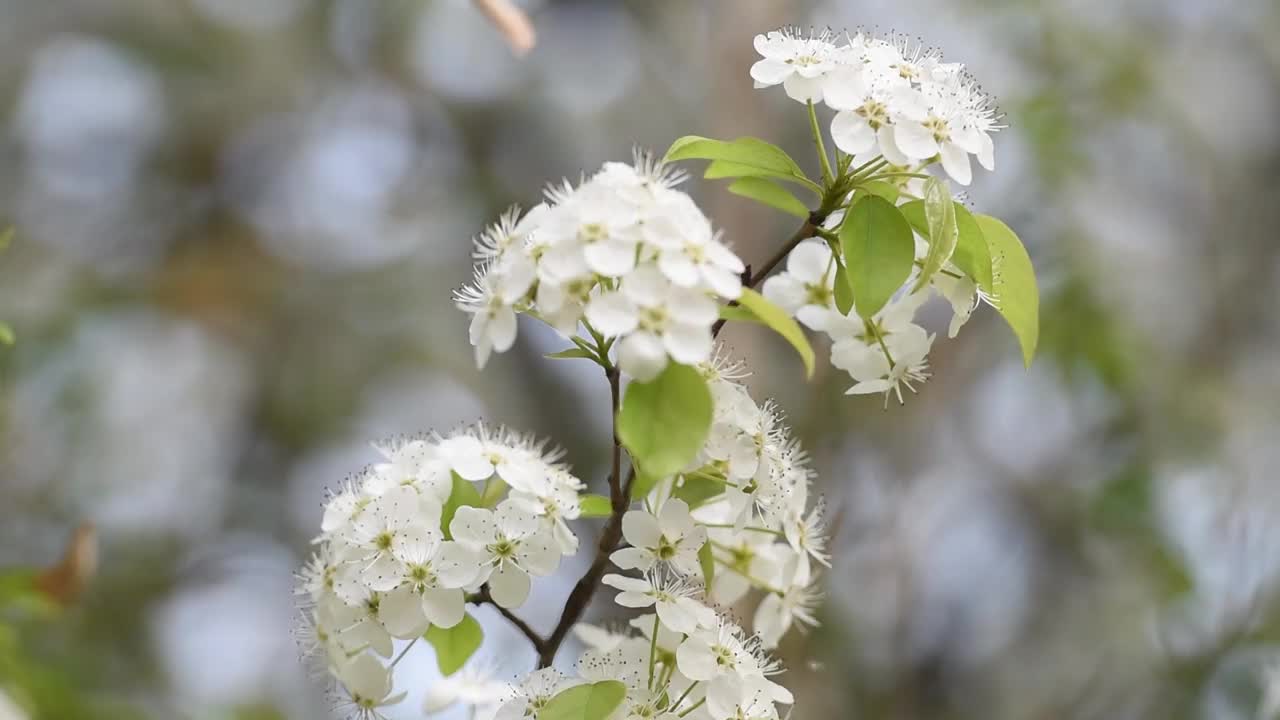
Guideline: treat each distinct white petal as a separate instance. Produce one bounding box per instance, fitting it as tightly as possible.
[787,239,832,282]
[657,499,695,539]
[495,500,541,539]
[782,73,824,103]
[449,506,498,547]
[610,547,656,572]
[940,143,972,186]
[435,542,485,587]
[657,598,699,634]
[659,250,701,288]
[622,509,662,548]
[584,292,638,337]
[621,265,669,307]
[488,563,532,608]
[892,121,939,160]
[675,638,717,681]
[337,653,393,702]
[877,125,911,166]
[976,132,995,171]
[488,307,518,353]
[583,237,637,277]
[421,587,466,628]
[663,323,713,365]
[821,65,866,110]
[762,275,807,314]
[830,112,876,155]
[618,332,668,381]
[749,58,791,86]
[380,584,430,639]
[515,531,561,577]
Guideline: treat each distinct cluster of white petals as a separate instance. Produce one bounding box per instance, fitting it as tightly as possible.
[456,154,746,380]
[752,28,1000,185]
[764,235,956,404]
[295,425,585,719]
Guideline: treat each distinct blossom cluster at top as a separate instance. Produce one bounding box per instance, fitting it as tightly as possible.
[295,426,586,717]
[751,28,1000,185]
[455,155,745,381]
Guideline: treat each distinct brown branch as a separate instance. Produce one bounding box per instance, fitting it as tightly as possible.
[470,586,547,654]
[536,367,626,667]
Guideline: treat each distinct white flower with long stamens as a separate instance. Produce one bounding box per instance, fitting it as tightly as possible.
[338,486,441,595]
[761,239,840,333]
[333,653,406,720]
[828,291,934,405]
[782,498,830,580]
[449,500,561,608]
[754,560,823,649]
[585,265,720,381]
[705,675,787,720]
[375,536,482,636]
[602,572,716,634]
[750,28,840,103]
[611,499,707,577]
[508,481,583,555]
[454,263,525,370]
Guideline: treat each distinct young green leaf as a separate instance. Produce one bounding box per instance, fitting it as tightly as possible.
[441,472,484,539]
[664,135,805,178]
[833,256,854,315]
[974,214,1039,366]
[702,160,821,194]
[698,540,716,591]
[727,177,810,219]
[578,494,612,518]
[852,180,900,204]
[628,465,663,502]
[732,288,816,378]
[480,477,508,508]
[672,474,724,509]
[899,200,993,293]
[952,204,994,292]
[911,177,958,292]
[616,364,713,479]
[539,680,628,720]
[424,613,484,676]
[546,347,599,362]
[839,195,915,319]
[718,305,761,324]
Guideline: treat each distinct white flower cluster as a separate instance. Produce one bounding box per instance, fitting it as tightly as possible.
[456,154,746,380]
[765,234,964,404]
[751,28,1000,185]
[477,356,826,720]
[295,426,586,718]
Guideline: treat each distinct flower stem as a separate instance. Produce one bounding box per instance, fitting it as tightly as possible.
[647,613,660,689]
[807,101,834,185]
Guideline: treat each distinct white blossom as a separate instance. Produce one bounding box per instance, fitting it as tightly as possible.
[450,501,561,608]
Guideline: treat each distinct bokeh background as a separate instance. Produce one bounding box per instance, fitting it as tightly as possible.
[1,0,1278,718]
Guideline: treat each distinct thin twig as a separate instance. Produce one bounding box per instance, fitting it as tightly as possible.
[470,586,547,653]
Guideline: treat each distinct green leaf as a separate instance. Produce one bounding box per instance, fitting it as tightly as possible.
[0,323,13,346]
[717,305,761,324]
[617,364,713,479]
[911,177,958,292]
[480,477,508,508]
[703,160,821,194]
[579,494,612,518]
[952,205,995,293]
[852,180,900,204]
[833,258,854,315]
[697,540,716,591]
[540,680,628,720]
[726,177,809,219]
[671,474,725,509]
[0,226,12,253]
[974,214,1039,366]
[899,201,993,293]
[441,472,484,539]
[665,136,804,178]
[838,195,915,319]
[628,465,663,501]
[424,613,484,676]
[732,288,816,378]
[546,347,599,362]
